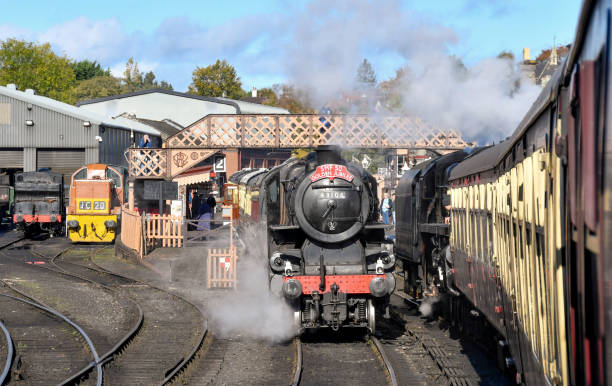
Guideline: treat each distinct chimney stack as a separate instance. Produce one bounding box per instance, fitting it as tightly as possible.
[6,84,16,90]
[523,47,530,61]
[251,87,258,98]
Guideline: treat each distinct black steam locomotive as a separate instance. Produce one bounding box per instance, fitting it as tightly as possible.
[13,171,64,236]
[395,149,474,297]
[254,146,395,333]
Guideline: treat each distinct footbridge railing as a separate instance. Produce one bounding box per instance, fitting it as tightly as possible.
[128,114,472,179]
[165,114,470,149]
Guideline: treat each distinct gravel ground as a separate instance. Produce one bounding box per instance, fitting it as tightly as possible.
[389,295,511,385]
[300,332,388,386]
[93,247,300,385]
[0,286,92,384]
[0,248,138,358]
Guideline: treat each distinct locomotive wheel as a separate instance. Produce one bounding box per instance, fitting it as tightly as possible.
[367,299,376,334]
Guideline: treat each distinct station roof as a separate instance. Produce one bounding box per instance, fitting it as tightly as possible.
[0,85,161,136]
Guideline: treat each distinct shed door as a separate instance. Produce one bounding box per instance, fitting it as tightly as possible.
[0,149,23,168]
[36,149,85,177]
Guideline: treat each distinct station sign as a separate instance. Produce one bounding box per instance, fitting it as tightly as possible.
[214,155,226,172]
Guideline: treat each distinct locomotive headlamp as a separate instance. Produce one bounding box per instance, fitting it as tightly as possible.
[67,220,79,229]
[282,279,302,299]
[104,220,117,230]
[369,276,387,297]
[50,214,57,222]
[16,214,24,223]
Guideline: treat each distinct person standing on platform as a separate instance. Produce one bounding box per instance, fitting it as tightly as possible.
[380,192,393,225]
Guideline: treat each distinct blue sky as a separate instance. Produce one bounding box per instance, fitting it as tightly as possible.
[0,0,582,92]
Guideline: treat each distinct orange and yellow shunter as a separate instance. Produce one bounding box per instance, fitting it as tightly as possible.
[66,164,127,242]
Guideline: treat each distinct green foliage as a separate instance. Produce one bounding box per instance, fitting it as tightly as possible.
[70,76,123,103]
[355,58,377,89]
[0,38,75,102]
[188,59,245,99]
[260,84,314,113]
[71,60,110,81]
[122,57,173,93]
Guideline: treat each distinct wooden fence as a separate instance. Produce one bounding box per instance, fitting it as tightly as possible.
[146,214,183,248]
[120,204,143,258]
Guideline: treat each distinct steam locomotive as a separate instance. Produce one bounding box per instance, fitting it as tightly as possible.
[231,146,395,333]
[12,171,64,236]
[396,1,612,384]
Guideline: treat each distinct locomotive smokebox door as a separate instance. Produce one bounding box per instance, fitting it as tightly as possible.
[294,146,370,244]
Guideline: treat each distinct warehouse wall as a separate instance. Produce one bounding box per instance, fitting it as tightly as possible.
[0,94,100,148]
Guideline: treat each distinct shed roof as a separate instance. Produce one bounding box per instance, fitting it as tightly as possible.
[75,88,290,114]
[0,85,161,136]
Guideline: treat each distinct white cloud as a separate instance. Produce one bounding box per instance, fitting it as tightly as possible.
[39,17,139,62]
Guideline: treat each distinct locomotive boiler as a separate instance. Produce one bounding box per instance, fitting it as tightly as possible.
[257,146,395,333]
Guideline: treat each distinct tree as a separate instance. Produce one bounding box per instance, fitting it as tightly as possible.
[71,75,123,103]
[188,60,245,99]
[270,84,314,113]
[0,38,75,101]
[71,60,110,81]
[121,57,172,92]
[497,51,515,61]
[355,58,377,89]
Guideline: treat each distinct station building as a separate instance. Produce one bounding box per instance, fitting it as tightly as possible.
[0,84,160,179]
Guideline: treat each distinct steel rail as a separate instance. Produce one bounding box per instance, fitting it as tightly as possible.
[41,247,147,384]
[4,244,143,385]
[56,247,209,385]
[292,337,303,386]
[0,287,102,386]
[371,336,398,386]
[0,319,13,385]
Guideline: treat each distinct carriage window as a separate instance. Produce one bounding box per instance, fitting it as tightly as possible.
[106,168,122,188]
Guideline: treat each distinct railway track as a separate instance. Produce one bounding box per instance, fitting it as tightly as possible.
[0,319,13,384]
[292,331,398,386]
[0,280,102,385]
[0,239,208,385]
[50,247,208,385]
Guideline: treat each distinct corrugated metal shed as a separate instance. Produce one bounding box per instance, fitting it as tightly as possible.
[0,85,161,173]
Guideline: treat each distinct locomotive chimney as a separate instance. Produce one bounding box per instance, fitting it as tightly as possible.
[315,145,342,165]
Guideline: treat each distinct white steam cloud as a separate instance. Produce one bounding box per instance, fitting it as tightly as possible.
[397,54,541,143]
[205,227,296,341]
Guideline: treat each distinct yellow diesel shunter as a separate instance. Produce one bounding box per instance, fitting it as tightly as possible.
[66,164,127,242]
